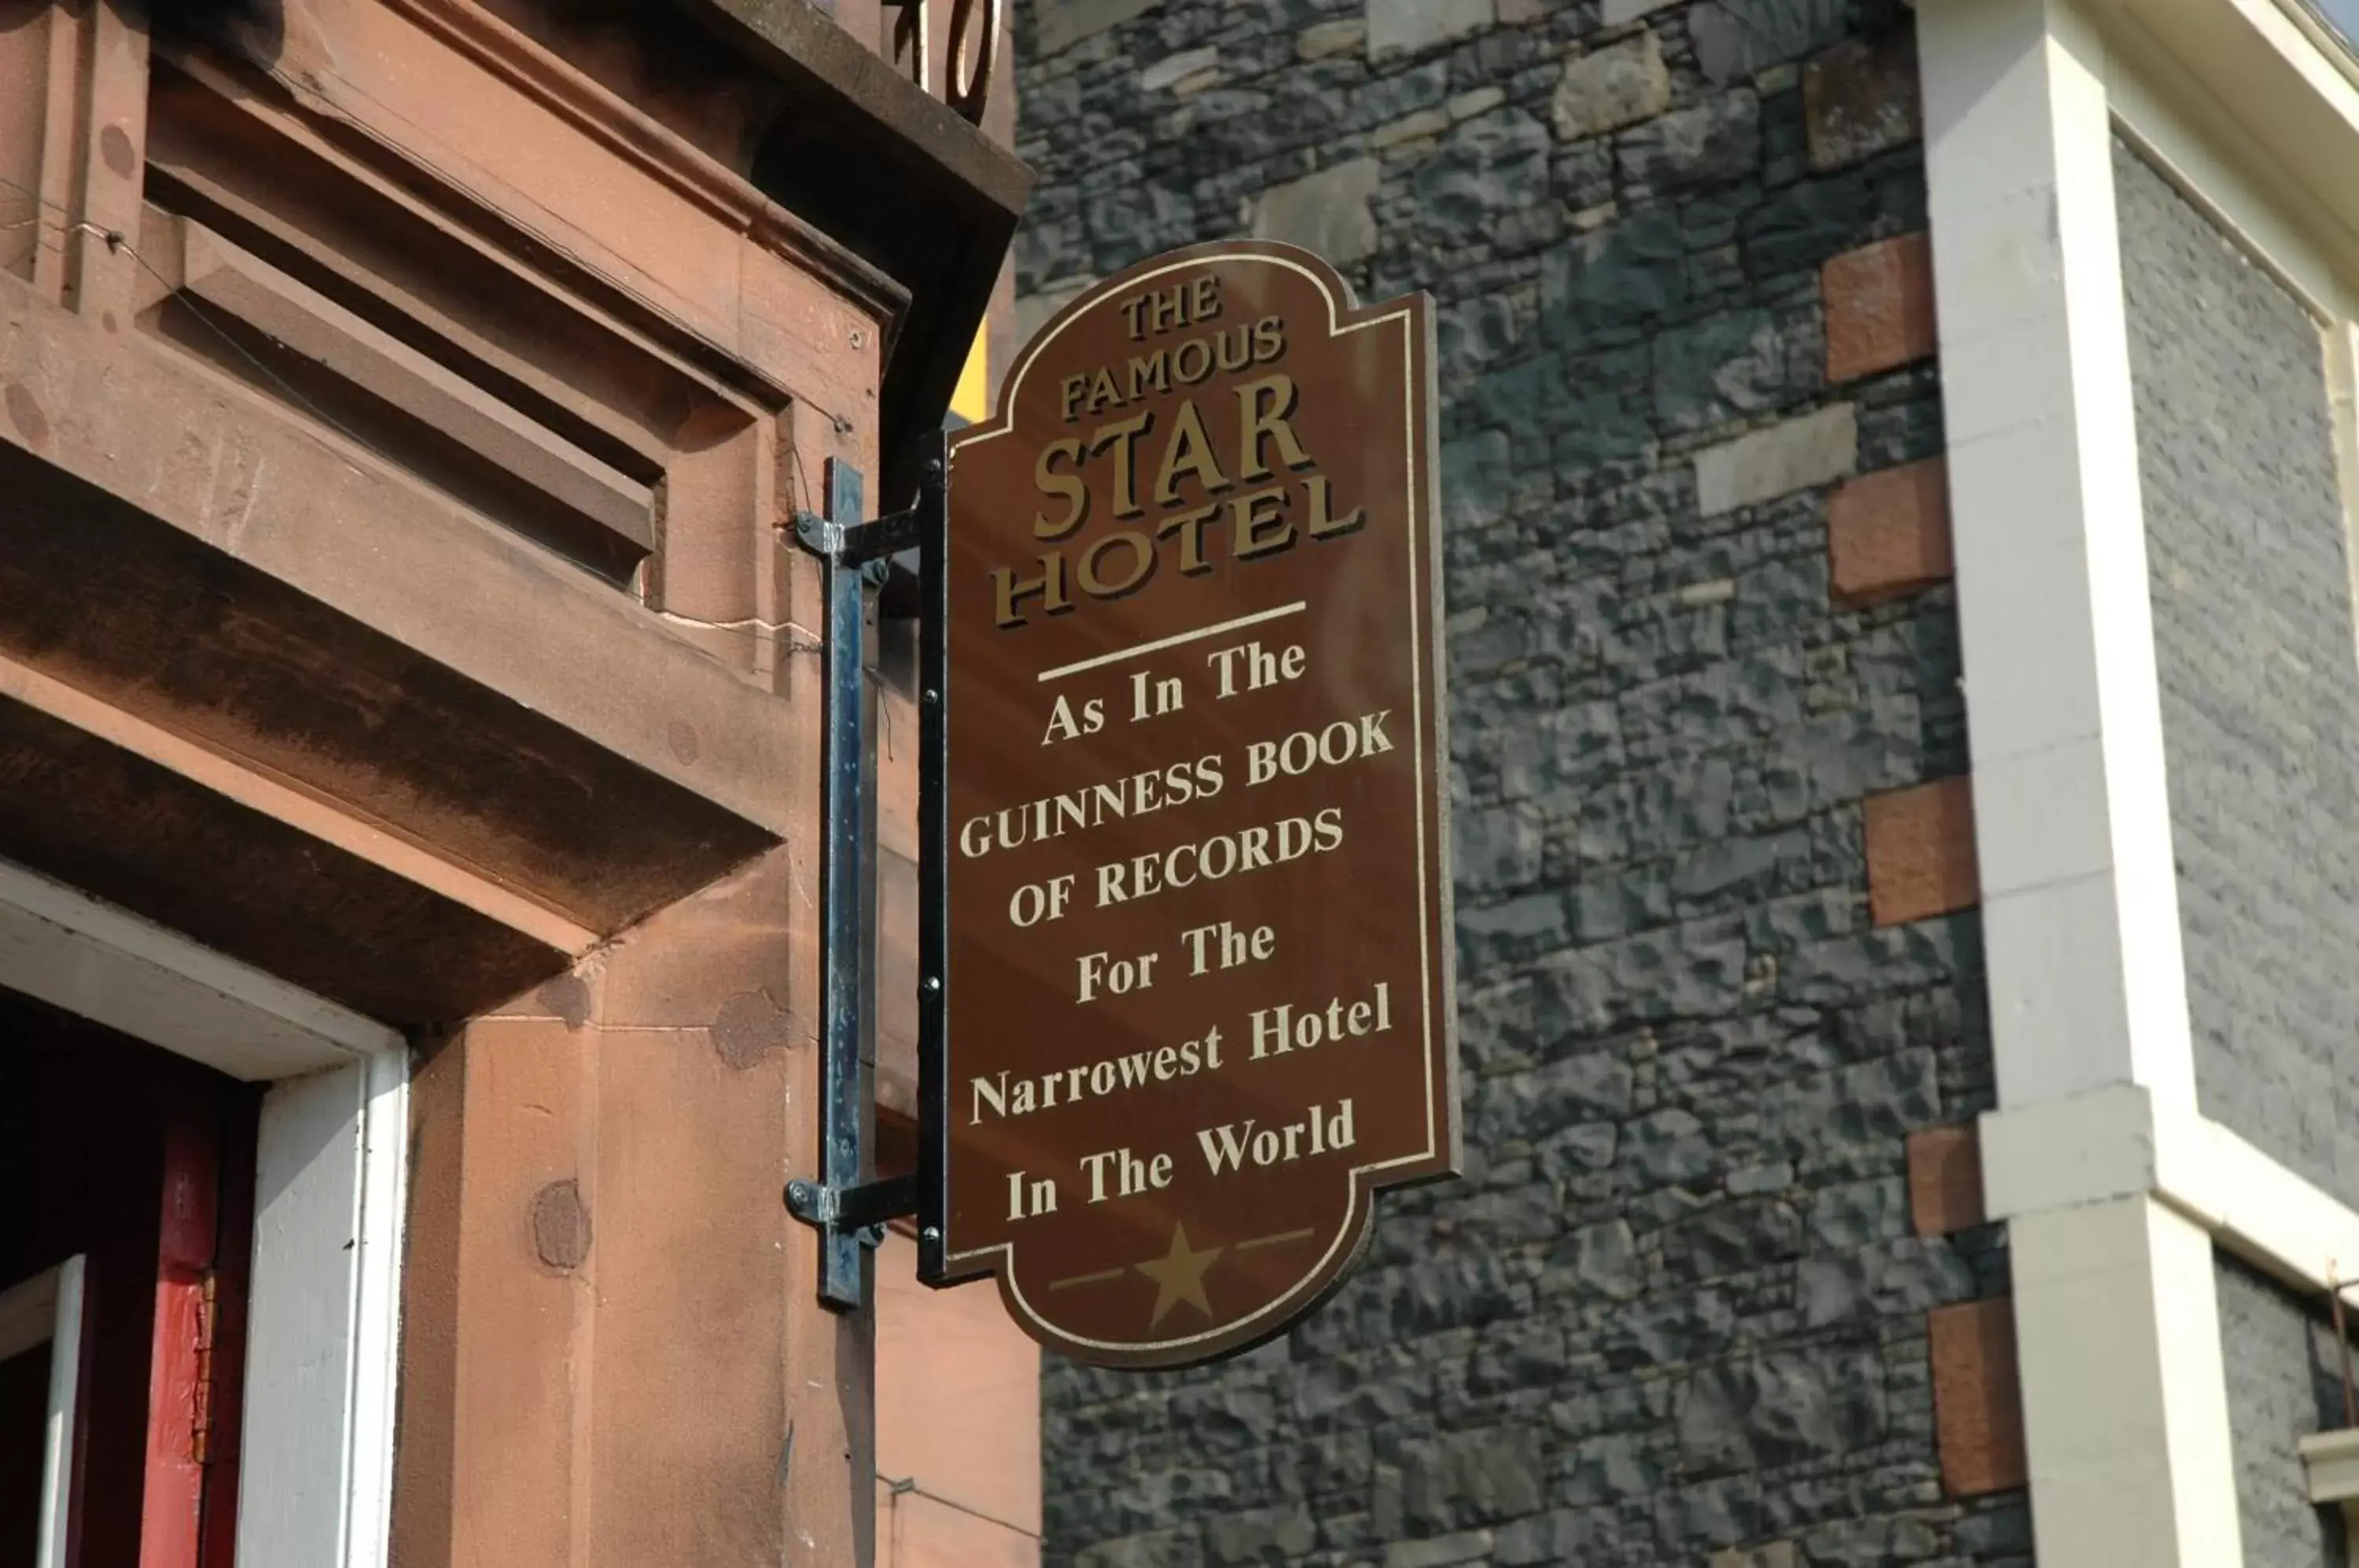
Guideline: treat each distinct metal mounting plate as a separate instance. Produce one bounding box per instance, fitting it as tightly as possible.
[783,437,948,1311]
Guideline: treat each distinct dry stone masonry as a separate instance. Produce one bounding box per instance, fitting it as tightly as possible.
[1015,0,2030,1560]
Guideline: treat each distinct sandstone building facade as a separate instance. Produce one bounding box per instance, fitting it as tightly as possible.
[0,2,1032,1565]
[1014,0,2359,1562]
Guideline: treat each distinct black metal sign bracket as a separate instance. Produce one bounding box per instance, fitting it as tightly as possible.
[782,434,949,1312]
[791,500,927,568]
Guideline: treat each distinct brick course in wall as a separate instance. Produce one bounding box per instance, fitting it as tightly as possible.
[1863,778,1978,929]
[1904,1124,1982,1240]
[1827,457,1950,607]
[1016,1,2025,1562]
[1927,1299,2025,1501]
[1821,234,1937,385]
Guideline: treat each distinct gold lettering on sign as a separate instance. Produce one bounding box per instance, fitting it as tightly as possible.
[944,243,1454,1371]
[999,340,1362,626]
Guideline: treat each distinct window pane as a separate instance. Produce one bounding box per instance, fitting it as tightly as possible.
[2306,0,2359,49]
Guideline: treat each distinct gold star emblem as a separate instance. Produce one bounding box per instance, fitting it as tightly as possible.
[1134,1223,1224,1330]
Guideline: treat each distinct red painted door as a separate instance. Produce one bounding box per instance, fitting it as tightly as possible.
[138,1110,215,1568]
[137,1089,255,1568]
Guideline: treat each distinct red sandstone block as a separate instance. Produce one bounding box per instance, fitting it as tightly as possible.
[1908,1124,1985,1237]
[1829,457,1952,605]
[1864,777,1979,927]
[1930,1298,2028,1496]
[1824,234,1938,383]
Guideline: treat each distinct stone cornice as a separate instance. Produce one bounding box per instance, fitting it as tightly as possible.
[378,0,910,331]
[675,0,1032,219]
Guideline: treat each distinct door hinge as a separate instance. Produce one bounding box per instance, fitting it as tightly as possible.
[191,1269,218,1463]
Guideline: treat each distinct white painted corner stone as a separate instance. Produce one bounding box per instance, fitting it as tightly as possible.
[2009,1196,2240,1568]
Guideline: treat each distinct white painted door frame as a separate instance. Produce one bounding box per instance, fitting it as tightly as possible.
[0,857,408,1568]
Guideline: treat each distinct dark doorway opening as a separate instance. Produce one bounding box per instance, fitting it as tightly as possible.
[0,988,259,1568]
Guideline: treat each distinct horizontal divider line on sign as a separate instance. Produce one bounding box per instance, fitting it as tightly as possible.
[1034,602,1307,683]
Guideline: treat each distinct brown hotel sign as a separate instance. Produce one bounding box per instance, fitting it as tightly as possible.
[937,241,1459,1368]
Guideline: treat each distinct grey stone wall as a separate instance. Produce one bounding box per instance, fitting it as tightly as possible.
[1017,2,2027,1562]
[2217,1253,2351,1568]
[2116,137,2359,1213]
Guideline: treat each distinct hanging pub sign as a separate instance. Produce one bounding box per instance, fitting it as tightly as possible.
[933,240,1456,1369]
